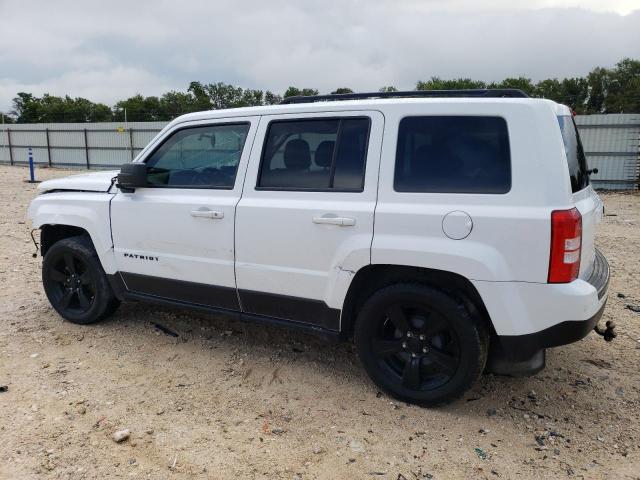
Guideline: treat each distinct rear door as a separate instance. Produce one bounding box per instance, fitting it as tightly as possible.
[111,117,258,309]
[235,111,384,330]
[557,114,603,277]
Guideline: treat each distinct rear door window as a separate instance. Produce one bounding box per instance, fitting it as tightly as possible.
[557,115,589,193]
[394,116,511,194]
[258,117,370,191]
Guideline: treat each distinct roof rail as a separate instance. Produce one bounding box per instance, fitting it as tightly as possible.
[280,89,529,104]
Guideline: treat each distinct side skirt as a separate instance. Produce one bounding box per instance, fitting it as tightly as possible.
[107,273,342,341]
[121,272,240,311]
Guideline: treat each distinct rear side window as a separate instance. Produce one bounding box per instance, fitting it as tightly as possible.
[557,115,589,193]
[258,117,370,191]
[394,116,511,194]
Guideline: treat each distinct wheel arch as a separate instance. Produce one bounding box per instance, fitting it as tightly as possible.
[28,193,116,274]
[340,264,496,340]
[40,224,93,256]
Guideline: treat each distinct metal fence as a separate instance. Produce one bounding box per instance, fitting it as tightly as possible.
[1,115,639,189]
[574,114,640,190]
[0,121,167,169]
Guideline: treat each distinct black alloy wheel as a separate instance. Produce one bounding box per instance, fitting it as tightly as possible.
[42,236,120,324]
[373,302,461,391]
[355,283,488,406]
[47,251,96,314]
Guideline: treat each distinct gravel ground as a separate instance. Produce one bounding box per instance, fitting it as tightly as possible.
[1,165,639,480]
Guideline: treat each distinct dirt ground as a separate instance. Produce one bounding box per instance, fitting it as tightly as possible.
[0,165,639,480]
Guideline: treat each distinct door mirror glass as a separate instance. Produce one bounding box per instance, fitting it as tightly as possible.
[116,162,147,192]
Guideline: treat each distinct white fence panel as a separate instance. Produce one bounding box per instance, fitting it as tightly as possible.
[1,116,638,189]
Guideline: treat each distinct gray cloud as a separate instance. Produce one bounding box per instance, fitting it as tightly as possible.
[0,0,639,112]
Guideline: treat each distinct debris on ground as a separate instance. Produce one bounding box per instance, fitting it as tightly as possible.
[625,304,640,313]
[474,448,488,460]
[154,323,179,337]
[0,385,7,393]
[583,358,612,369]
[112,429,130,443]
[93,415,107,428]
[349,440,365,453]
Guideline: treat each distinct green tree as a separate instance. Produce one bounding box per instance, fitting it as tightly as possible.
[535,78,564,101]
[331,87,353,94]
[489,77,536,95]
[0,111,15,123]
[264,91,282,105]
[200,83,266,109]
[605,58,640,113]
[585,67,609,113]
[416,77,486,90]
[114,95,164,121]
[160,91,197,118]
[283,87,319,98]
[11,92,42,122]
[240,88,265,107]
[205,82,244,109]
[11,93,113,122]
[560,78,589,113]
[379,86,399,92]
[187,81,213,111]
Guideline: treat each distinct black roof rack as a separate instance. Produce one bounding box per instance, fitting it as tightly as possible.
[280,89,529,104]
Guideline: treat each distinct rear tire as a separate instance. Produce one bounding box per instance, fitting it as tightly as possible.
[42,236,120,324]
[354,283,488,406]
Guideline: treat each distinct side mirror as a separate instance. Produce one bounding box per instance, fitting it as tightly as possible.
[116,162,147,192]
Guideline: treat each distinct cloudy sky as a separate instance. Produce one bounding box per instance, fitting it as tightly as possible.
[0,0,639,112]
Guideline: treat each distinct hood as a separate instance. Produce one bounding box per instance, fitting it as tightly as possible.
[38,170,119,193]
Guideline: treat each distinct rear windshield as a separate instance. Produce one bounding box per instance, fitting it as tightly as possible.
[557,115,589,193]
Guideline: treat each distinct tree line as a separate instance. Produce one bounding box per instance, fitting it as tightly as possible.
[3,58,639,124]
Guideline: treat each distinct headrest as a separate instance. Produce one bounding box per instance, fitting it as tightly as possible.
[315,141,335,168]
[284,139,311,171]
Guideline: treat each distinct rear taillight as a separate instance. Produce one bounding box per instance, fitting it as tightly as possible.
[548,208,582,283]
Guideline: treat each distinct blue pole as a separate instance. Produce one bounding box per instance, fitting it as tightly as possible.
[28,147,35,183]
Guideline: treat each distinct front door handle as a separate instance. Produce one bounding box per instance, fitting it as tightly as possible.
[190,209,224,219]
[312,215,356,226]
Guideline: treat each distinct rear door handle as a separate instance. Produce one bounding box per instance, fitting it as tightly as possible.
[190,209,224,219]
[312,215,356,226]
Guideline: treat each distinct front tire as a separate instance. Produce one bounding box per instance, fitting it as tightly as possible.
[42,236,120,324]
[354,283,488,406]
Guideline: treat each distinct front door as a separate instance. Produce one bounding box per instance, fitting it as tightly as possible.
[111,117,258,310]
[235,111,384,330]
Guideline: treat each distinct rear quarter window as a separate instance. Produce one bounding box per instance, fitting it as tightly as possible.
[394,116,511,194]
[557,115,589,193]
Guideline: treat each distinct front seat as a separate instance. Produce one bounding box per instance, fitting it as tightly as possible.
[315,140,335,170]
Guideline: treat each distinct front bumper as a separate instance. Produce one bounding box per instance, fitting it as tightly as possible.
[495,248,610,361]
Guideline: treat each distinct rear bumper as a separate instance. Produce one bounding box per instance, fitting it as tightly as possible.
[475,248,610,362]
[498,300,607,361]
[587,248,609,300]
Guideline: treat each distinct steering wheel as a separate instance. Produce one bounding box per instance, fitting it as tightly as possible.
[193,167,229,186]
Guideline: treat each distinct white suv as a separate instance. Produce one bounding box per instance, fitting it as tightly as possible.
[28,89,610,406]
